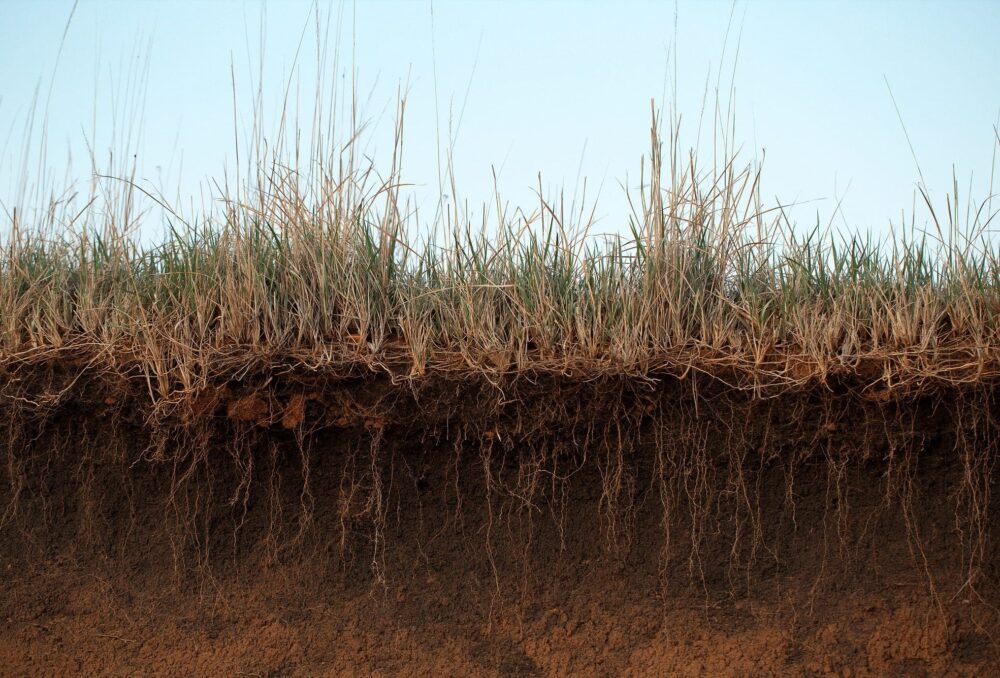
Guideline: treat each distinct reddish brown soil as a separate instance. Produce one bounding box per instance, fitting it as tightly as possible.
[1,378,998,675]
[2,561,991,676]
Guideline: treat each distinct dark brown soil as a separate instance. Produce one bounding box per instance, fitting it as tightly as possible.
[1,372,998,675]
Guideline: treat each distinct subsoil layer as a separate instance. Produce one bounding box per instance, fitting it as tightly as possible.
[2,376,999,676]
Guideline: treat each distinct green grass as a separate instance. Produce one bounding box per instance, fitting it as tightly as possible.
[1,109,999,404]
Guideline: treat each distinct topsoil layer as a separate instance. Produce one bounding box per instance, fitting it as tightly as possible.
[1,371,999,676]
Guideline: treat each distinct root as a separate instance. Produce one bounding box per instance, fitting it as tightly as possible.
[0,366,996,616]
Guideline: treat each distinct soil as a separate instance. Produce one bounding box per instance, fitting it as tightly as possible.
[1,373,998,676]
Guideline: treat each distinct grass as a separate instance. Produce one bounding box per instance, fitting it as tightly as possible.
[1,105,999,411]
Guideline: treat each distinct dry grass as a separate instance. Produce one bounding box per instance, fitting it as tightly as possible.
[2,104,998,414]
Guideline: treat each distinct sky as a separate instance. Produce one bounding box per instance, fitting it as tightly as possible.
[1,0,999,240]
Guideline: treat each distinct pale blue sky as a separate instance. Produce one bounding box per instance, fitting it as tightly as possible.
[2,0,999,238]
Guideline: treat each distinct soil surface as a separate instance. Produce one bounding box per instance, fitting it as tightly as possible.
[2,379,998,675]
